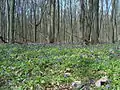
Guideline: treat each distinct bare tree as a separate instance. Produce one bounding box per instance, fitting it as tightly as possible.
[0,0,2,37]
[80,0,85,41]
[6,0,10,42]
[9,0,15,43]
[111,0,118,43]
[57,0,60,42]
[48,0,56,43]
[91,0,99,44]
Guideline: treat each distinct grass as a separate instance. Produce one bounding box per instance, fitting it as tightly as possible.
[0,43,120,90]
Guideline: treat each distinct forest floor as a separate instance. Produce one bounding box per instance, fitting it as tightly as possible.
[0,43,120,90]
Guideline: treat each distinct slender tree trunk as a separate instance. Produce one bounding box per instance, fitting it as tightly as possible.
[105,0,110,42]
[31,0,37,42]
[6,0,10,42]
[99,0,103,42]
[80,0,85,40]
[70,0,73,43]
[85,0,93,42]
[57,0,60,42]
[91,0,99,44]
[114,0,118,42]
[9,0,15,43]
[0,0,2,36]
[48,0,56,43]
[111,0,115,43]
[64,0,67,42]
[53,0,56,42]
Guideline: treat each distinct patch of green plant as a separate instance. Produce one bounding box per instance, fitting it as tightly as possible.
[0,44,120,89]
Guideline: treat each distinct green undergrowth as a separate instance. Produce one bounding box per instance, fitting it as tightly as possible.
[0,43,120,90]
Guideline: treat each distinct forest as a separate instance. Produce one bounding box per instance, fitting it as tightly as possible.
[0,0,120,44]
[0,0,120,90]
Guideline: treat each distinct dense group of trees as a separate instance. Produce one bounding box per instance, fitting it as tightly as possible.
[0,0,120,44]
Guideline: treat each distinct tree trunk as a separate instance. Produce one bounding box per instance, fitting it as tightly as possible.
[111,0,116,43]
[48,0,56,43]
[9,0,15,43]
[80,0,85,40]
[70,0,73,43]
[6,0,10,42]
[57,0,60,42]
[91,0,99,44]
[0,0,2,37]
